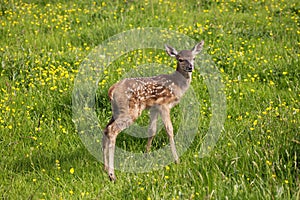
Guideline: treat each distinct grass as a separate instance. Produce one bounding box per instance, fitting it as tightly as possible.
[0,0,299,199]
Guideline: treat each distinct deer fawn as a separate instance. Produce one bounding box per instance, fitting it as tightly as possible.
[103,41,204,181]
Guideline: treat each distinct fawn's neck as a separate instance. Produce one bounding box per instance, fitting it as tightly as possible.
[176,65,192,81]
[172,66,192,96]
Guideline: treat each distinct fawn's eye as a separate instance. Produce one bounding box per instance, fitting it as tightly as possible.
[178,58,184,62]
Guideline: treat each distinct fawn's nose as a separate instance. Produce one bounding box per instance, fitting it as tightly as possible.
[186,62,193,72]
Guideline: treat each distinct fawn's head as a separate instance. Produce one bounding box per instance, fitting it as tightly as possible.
[165,41,204,73]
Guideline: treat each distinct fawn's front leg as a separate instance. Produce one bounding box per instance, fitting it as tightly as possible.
[159,106,180,164]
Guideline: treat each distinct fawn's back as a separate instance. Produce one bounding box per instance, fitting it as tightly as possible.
[108,71,190,120]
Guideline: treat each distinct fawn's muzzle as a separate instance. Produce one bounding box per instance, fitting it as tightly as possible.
[185,63,193,72]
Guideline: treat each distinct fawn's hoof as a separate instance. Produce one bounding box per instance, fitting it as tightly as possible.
[109,172,116,182]
[175,159,180,164]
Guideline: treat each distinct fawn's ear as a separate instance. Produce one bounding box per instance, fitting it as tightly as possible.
[191,40,204,55]
[165,44,178,57]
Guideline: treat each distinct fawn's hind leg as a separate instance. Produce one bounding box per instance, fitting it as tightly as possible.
[103,117,115,171]
[104,116,133,181]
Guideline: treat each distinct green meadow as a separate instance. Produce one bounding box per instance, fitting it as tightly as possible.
[0,0,299,199]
